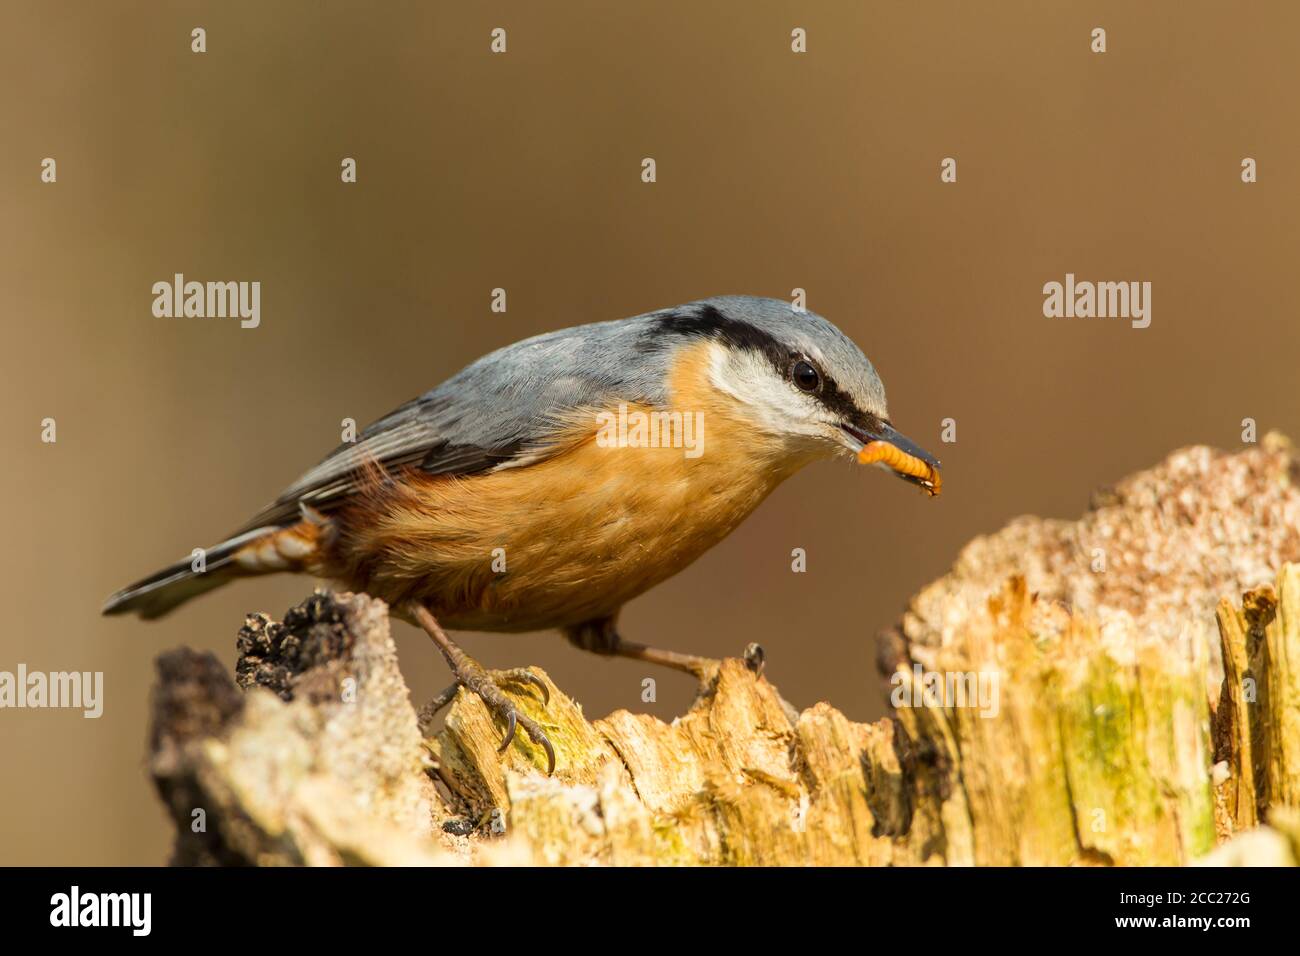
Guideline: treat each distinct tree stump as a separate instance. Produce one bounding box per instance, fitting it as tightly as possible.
[146,436,1300,865]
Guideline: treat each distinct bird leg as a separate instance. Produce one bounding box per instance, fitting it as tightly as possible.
[409,604,556,775]
[564,615,720,684]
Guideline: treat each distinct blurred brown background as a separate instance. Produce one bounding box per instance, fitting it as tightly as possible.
[2,1,1297,864]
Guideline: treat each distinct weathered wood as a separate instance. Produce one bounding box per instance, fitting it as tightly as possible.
[145,438,1300,865]
[1212,564,1300,836]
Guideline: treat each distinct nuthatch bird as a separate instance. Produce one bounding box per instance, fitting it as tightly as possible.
[104,296,941,772]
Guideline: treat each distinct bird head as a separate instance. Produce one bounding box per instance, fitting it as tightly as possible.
[658,296,941,493]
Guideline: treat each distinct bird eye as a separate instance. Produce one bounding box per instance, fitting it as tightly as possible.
[791,360,820,392]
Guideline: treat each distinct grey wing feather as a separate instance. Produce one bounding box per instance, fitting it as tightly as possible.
[239,311,677,531]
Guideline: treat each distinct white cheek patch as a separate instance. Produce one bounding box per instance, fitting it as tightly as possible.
[707,343,827,438]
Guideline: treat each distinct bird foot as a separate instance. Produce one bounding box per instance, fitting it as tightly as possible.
[432,662,556,775]
[411,604,556,774]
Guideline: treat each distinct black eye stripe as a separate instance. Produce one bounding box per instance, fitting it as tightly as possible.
[653,303,877,430]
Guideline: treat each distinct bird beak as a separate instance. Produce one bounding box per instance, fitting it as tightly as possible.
[841,420,942,495]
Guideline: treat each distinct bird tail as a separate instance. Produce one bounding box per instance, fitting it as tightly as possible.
[102,523,319,620]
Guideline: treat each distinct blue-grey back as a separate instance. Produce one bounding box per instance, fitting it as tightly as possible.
[242,296,884,530]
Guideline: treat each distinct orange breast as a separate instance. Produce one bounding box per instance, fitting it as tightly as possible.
[318,341,814,631]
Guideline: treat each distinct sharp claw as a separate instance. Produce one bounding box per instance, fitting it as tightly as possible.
[525,673,550,707]
[497,709,518,752]
[537,733,556,775]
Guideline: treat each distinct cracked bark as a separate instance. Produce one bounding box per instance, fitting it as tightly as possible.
[145,436,1300,865]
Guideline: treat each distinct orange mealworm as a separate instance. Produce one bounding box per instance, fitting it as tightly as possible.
[857,441,942,497]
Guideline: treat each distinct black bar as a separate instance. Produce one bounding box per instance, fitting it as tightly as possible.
[0,866,1279,942]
